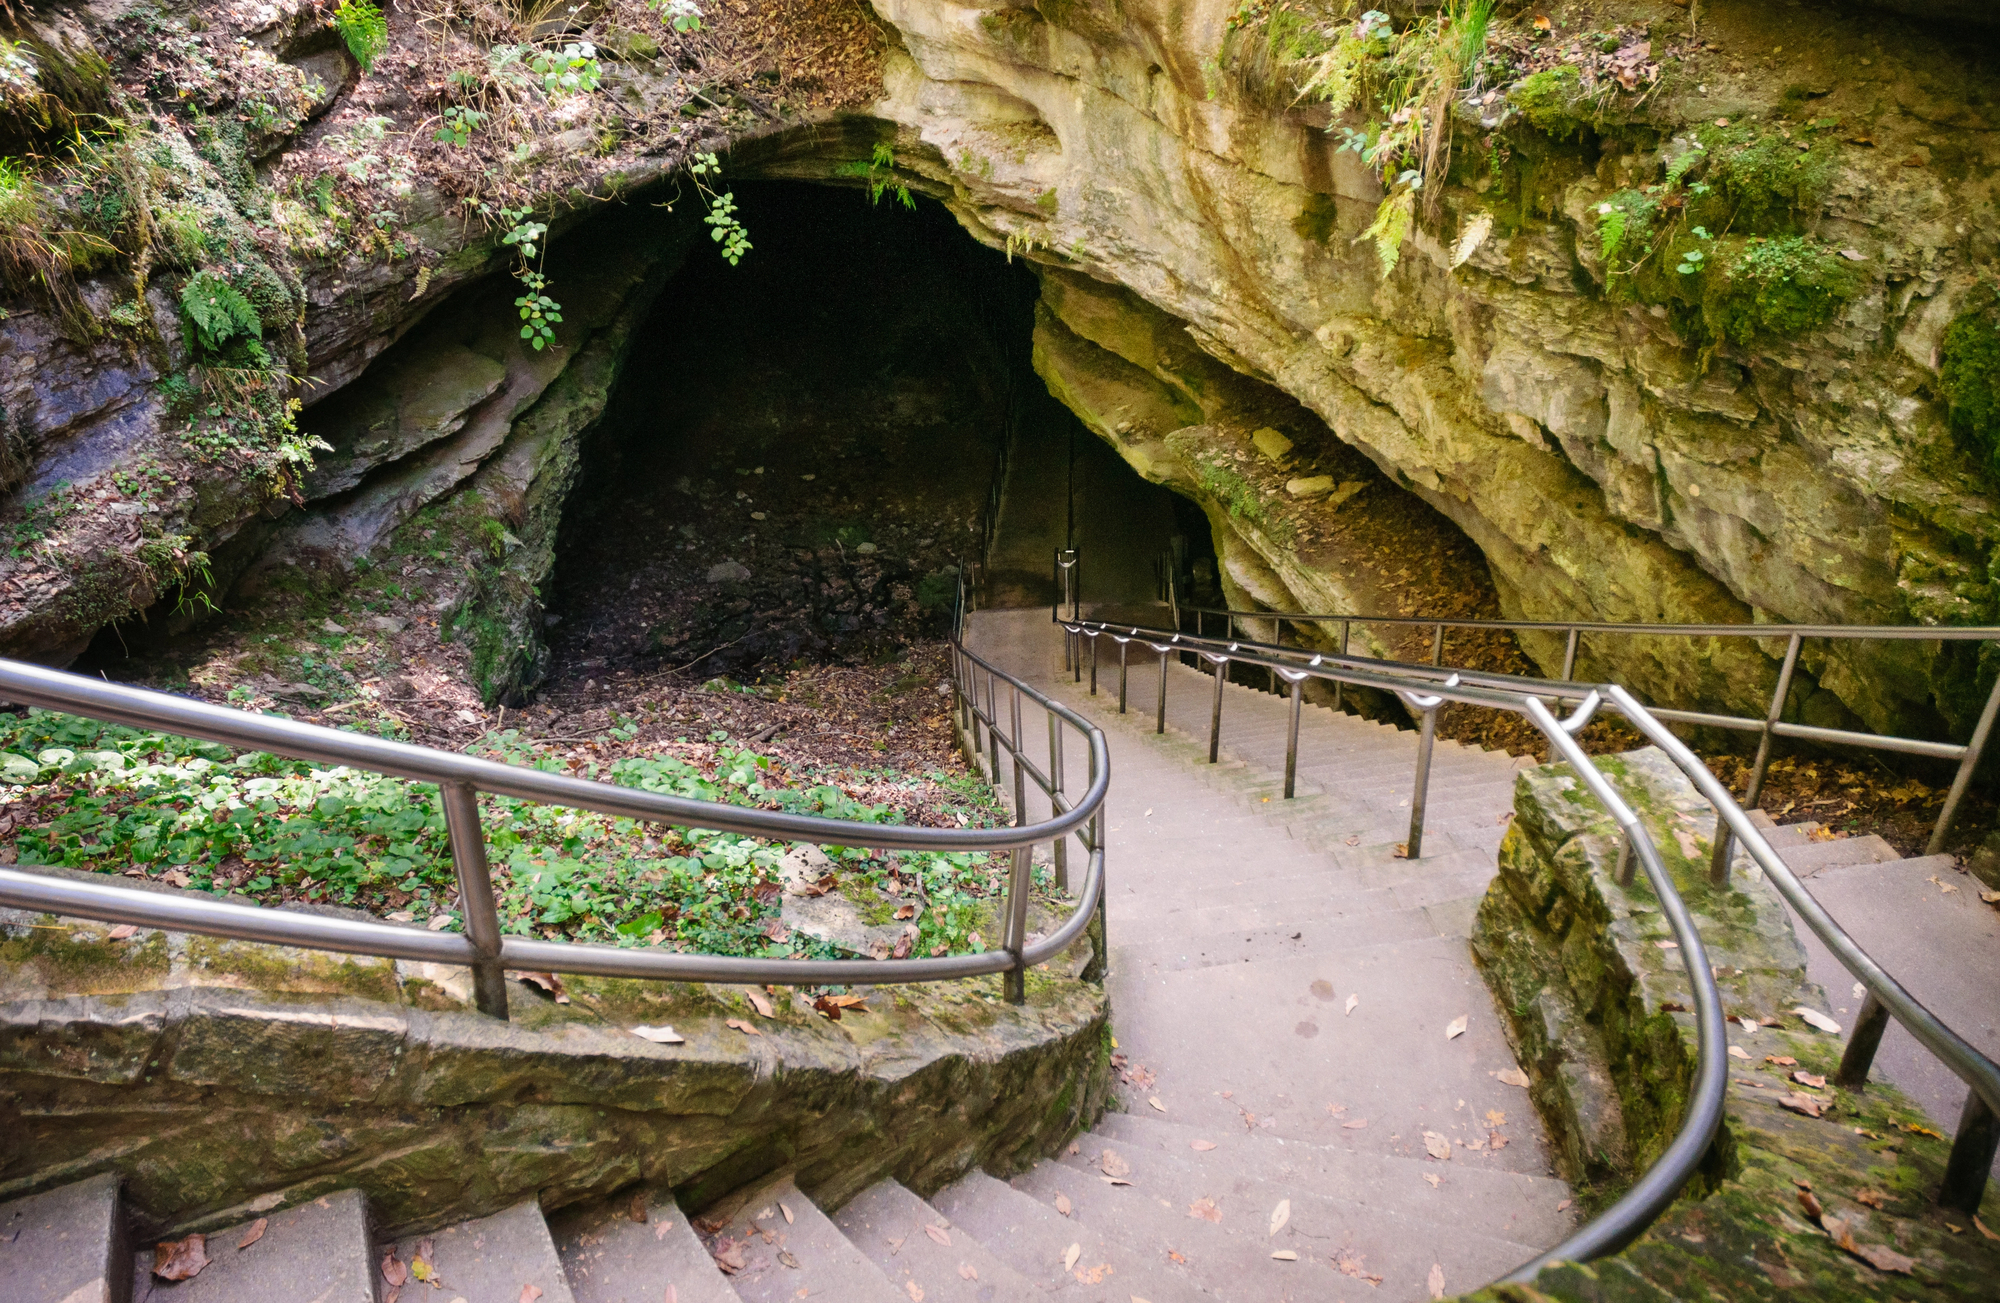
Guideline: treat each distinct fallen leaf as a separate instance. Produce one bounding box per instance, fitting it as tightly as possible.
[1269,1199,1290,1236]
[1149,1096,1167,1113]
[107,924,138,940]
[1344,994,1359,1016]
[1792,1071,1828,1089]
[1728,1046,1752,1060]
[1342,1118,1368,1129]
[517,971,570,1004]
[1485,1110,1507,1128]
[1101,1150,1131,1178]
[238,1218,267,1250]
[1445,1014,1469,1040]
[893,903,916,920]
[959,1265,978,1281]
[1798,1188,1824,1221]
[656,1222,672,1241]
[382,1251,409,1287]
[664,1287,676,1303]
[1489,1130,1510,1150]
[1423,1173,1442,1188]
[1823,1213,1914,1274]
[1655,939,1679,950]
[1428,1262,1446,1300]
[778,1201,793,1225]
[1102,1176,1132,1186]
[1975,1215,1997,1240]
[1777,1092,1823,1118]
[1189,1198,1222,1223]
[1423,1131,1452,1160]
[725,1018,762,1036]
[1190,1139,1217,1151]
[744,987,775,1017]
[1557,1199,1573,1212]
[926,1224,951,1247]
[1901,1121,1945,1139]
[522,1288,544,1303]
[1271,1250,1298,1261]
[1765,1055,1798,1067]
[1335,1251,1383,1284]
[1981,889,2000,905]
[713,1240,746,1274]
[1854,1189,1888,1209]
[779,1249,800,1269]
[1063,1243,1081,1272]
[892,926,916,960]
[154,1234,210,1281]
[1493,1067,1530,1088]
[1791,1005,1842,1034]
[1392,842,1410,859]
[1055,1193,1072,1216]
[631,1024,685,1044]
[904,1279,922,1302]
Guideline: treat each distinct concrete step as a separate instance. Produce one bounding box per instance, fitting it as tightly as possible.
[831,1179,1042,1303]
[550,1185,739,1303]
[1,1173,127,1303]
[388,1200,575,1303]
[138,1188,375,1303]
[1027,1127,1551,1300]
[1775,833,1900,878]
[1115,904,1448,974]
[709,1175,903,1303]
[926,1169,1207,1303]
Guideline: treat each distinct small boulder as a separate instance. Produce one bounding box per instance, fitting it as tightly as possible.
[1252,427,1294,463]
[706,559,752,583]
[1285,475,1336,497]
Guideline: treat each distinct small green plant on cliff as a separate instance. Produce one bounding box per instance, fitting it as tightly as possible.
[651,0,705,33]
[1287,2,1495,276]
[1697,235,1858,345]
[333,0,388,72]
[432,105,487,147]
[690,150,751,264]
[179,269,266,364]
[1940,292,2000,479]
[836,143,914,209]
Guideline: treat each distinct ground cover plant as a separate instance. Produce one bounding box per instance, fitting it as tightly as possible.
[0,708,1042,965]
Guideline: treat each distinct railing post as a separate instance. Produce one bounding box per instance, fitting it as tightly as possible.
[1002,844,1032,1005]
[1089,631,1098,695]
[1615,831,1636,887]
[1334,620,1350,713]
[1431,624,1445,667]
[1561,627,1581,681]
[1118,639,1129,714]
[1156,648,1169,734]
[1048,709,1067,891]
[1208,655,1226,763]
[1927,664,2000,855]
[1833,992,1891,1089]
[987,668,1001,780]
[1010,686,1027,824]
[440,780,508,1021]
[1710,631,1802,885]
[1940,1088,1998,1215]
[1284,672,1304,799]
[1405,688,1447,859]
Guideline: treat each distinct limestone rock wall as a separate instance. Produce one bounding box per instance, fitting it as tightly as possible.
[860,0,2000,742]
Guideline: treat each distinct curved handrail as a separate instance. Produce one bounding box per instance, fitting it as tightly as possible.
[0,636,1110,1007]
[1060,613,1999,1275]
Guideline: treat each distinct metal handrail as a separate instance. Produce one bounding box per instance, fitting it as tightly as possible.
[0,629,1110,1015]
[1059,611,2000,1275]
[1172,597,2000,858]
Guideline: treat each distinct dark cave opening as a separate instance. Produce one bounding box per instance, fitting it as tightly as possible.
[543,181,1204,687]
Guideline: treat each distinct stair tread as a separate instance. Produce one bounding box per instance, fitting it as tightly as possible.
[709,1174,903,1303]
[136,1188,374,1303]
[1,1173,125,1303]
[1776,833,1900,876]
[389,1200,575,1303]
[928,1170,1207,1302]
[551,1186,739,1303]
[832,1179,1042,1303]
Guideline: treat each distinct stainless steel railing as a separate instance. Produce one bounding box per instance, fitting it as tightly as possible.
[0,632,1109,1016]
[1059,609,1999,1256]
[1168,591,2000,859]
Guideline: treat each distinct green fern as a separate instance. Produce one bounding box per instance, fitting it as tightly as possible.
[180,270,262,358]
[334,0,388,72]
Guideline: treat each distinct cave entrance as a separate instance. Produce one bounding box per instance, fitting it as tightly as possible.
[545,181,1198,689]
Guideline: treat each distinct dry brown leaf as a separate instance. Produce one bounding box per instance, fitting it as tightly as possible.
[1100,1150,1131,1178]
[891,926,916,960]
[517,971,570,1004]
[779,1201,794,1225]
[725,1018,762,1036]
[1423,1172,1442,1189]
[1063,1242,1081,1272]
[1102,1176,1132,1187]
[1792,1071,1827,1089]
[1055,1193,1072,1216]
[1344,993,1359,1016]
[1341,1118,1369,1129]
[958,1264,978,1281]
[665,1287,677,1303]
[1189,1198,1223,1223]
[237,1218,267,1251]
[1485,1110,1507,1128]
[1776,1092,1823,1118]
[1797,1189,1824,1221]
[1189,1140,1217,1152]
[1444,1015,1468,1040]
[1766,1055,1798,1067]
[713,1239,747,1274]
[1728,1046,1752,1060]
[522,1287,544,1303]
[631,1024,685,1044]
[894,904,916,920]
[1423,1131,1452,1160]
[1428,1262,1446,1300]
[1853,1189,1888,1209]
[1791,1006,1842,1034]
[904,1279,923,1302]
[154,1234,210,1281]
[1493,1067,1530,1088]
[744,987,775,1018]
[1148,1096,1167,1113]
[107,924,139,940]
[1489,1130,1510,1150]
[382,1251,409,1286]
[1823,1213,1915,1274]
[1269,1199,1290,1236]
[1271,1250,1298,1261]
[925,1224,951,1247]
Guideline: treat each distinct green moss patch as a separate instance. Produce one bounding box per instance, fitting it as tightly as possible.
[1939,291,2000,479]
